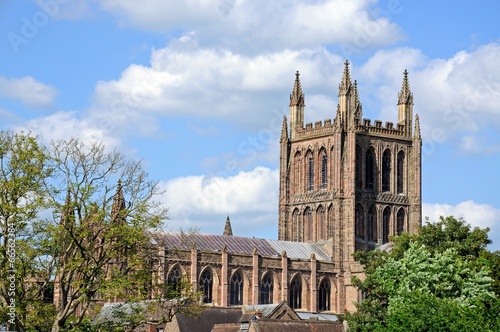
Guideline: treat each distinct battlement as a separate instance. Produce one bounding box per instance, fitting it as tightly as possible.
[357,118,407,138]
[294,118,336,139]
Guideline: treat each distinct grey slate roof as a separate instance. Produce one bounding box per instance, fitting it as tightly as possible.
[148,231,332,262]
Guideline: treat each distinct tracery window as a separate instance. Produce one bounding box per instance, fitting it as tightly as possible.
[321,153,328,189]
[230,270,244,305]
[382,149,391,192]
[368,206,377,242]
[383,207,391,244]
[260,273,273,305]
[289,275,302,309]
[167,266,182,295]
[397,151,405,194]
[397,208,405,235]
[199,268,213,303]
[366,148,375,190]
[292,209,300,241]
[308,156,314,191]
[318,278,331,311]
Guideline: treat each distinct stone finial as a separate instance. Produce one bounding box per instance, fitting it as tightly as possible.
[289,71,305,107]
[111,179,126,224]
[352,80,362,119]
[414,113,421,139]
[339,60,352,95]
[398,69,413,105]
[223,215,233,236]
[280,115,289,143]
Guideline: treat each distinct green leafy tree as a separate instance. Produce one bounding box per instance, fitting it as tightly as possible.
[346,216,500,332]
[0,131,52,331]
[39,138,169,332]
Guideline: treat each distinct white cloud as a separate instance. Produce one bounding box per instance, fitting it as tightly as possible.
[359,43,500,155]
[159,166,279,236]
[0,76,56,107]
[423,200,500,230]
[99,0,403,52]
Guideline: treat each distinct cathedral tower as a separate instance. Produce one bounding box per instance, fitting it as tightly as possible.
[278,61,422,310]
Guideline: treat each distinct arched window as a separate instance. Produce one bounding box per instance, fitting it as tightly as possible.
[318,278,331,311]
[397,208,405,235]
[355,204,364,239]
[292,209,300,241]
[382,149,391,192]
[317,206,325,241]
[230,270,244,305]
[167,266,182,295]
[366,148,375,190]
[321,152,328,189]
[307,155,314,191]
[260,273,273,304]
[397,151,405,194]
[289,275,302,309]
[355,145,363,190]
[303,207,312,242]
[368,206,377,242]
[199,268,213,303]
[383,207,391,244]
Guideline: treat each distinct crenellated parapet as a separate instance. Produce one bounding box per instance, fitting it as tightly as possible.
[356,118,411,139]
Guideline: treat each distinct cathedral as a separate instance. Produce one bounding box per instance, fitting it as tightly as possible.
[144,60,422,315]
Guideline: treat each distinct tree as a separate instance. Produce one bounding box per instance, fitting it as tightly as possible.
[38,138,169,332]
[0,131,52,331]
[346,216,500,332]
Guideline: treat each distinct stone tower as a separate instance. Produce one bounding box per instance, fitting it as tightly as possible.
[278,61,422,310]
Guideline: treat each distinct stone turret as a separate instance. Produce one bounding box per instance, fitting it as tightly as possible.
[289,71,305,139]
[398,69,414,137]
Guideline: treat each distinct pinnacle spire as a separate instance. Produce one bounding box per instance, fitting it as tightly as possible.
[398,69,413,105]
[223,215,233,236]
[414,114,421,139]
[339,60,352,95]
[352,80,362,118]
[111,179,126,224]
[289,71,305,107]
[280,116,289,142]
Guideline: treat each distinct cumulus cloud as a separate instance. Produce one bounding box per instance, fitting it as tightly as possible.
[359,43,500,155]
[0,76,56,108]
[159,166,279,237]
[99,0,403,52]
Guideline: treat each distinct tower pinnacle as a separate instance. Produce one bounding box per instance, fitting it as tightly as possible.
[290,71,304,107]
[223,215,233,236]
[398,69,413,105]
[339,60,352,95]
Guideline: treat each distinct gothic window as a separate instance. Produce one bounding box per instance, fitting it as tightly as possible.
[318,278,331,311]
[321,152,328,189]
[397,208,405,235]
[230,270,244,305]
[382,149,391,192]
[355,145,363,190]
[397,151,405,194]
[368,206,377,242]
[167,266,182,295]
[199,268,213,303]
[317,206,325,241]
[355,204,364,239]
[289,275,302,309]
[308,156,314,191]
[303,207,312,242]
[383,207,391,244]
[260,273,273,304]
[292,209,300,241]
[366,148,375,190]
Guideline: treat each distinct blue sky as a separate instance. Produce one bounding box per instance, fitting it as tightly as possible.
[1,0,500,250]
